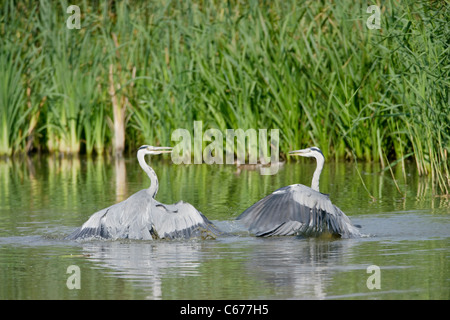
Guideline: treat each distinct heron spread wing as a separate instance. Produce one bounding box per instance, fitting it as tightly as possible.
[150,200,220,240]
[66,190,220,241]
[236,184,360,238]
[65,207,112,240]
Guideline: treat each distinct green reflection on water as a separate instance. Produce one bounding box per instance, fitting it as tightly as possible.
[0,156,448,299]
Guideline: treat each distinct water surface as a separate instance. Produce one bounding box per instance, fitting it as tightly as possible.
[0,156,448,299]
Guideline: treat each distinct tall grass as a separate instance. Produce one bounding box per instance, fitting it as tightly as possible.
[383,0,450,193]
[0,0,448,193]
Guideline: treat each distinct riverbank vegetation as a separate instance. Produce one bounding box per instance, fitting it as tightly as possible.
[0,0,448,192]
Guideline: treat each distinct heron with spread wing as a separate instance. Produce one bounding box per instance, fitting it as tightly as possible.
[236,147,361,238]
[66,145,220,241]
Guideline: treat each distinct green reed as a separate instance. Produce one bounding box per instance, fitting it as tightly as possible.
[381,0,450,193]
[0,0,448,193]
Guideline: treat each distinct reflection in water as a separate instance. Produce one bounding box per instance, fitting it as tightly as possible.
[0,157,449,299]
[81,241,207,299]
[241,238,359,299]
[114,157,127,202]
[77,235,361,299]
[1,156,450,223]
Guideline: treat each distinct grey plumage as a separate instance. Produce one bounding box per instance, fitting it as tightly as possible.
[237,147,361,238]
[66,145,220,241]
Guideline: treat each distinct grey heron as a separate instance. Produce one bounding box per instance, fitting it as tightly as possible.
[66,145,220,241]
[236,147,361,238]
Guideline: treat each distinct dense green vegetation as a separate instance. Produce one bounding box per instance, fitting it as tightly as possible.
[0,0,449,192]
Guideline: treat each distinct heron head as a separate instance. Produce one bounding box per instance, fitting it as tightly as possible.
[288,147,324,159]
[138,145,173,155]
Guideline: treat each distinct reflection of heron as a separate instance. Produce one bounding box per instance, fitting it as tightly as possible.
[237,147,361,238]
[66,145,220,241]
[81,241,206,299]
[242,237,358,299]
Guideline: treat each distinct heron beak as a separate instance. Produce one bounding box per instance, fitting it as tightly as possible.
[288,148,309,156]
[151,146,173,154]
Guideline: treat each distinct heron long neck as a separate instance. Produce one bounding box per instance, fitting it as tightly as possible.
[311,155,324,192]
[138,152,159,198]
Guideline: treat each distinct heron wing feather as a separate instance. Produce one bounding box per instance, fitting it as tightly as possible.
[237,184,360,238]
[150,200,220,239]
[66,190,220,241]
